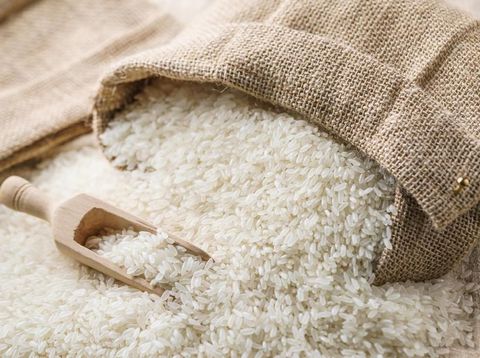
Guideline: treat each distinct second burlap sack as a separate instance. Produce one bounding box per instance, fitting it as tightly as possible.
[93,0,480,285]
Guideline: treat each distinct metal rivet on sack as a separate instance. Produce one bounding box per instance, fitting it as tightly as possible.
[453,177,470,194]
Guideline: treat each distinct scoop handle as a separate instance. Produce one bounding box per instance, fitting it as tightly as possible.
[0,176,55,222]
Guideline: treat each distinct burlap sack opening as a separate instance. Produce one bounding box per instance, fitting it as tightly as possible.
[93,0,480,285]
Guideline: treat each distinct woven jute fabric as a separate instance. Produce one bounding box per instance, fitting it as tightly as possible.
[93,0,480,285]
[0,0,180,173]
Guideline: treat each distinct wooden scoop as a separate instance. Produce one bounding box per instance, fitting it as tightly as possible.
[0,176,211,295]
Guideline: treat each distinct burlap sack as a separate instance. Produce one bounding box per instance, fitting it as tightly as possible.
[92,0,480,286]
[0,0,179,172]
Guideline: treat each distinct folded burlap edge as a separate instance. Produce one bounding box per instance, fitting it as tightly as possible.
[0,120,91,173]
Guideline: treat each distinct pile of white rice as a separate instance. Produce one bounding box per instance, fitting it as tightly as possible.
[0,80,476,357]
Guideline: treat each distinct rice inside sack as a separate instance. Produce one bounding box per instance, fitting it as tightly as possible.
[97,80,476,356]
[93,0,480,288]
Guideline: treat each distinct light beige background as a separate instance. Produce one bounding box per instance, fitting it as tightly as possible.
[447,0,480,16]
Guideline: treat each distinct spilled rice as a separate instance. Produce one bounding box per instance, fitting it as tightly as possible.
[0,80,476,357]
